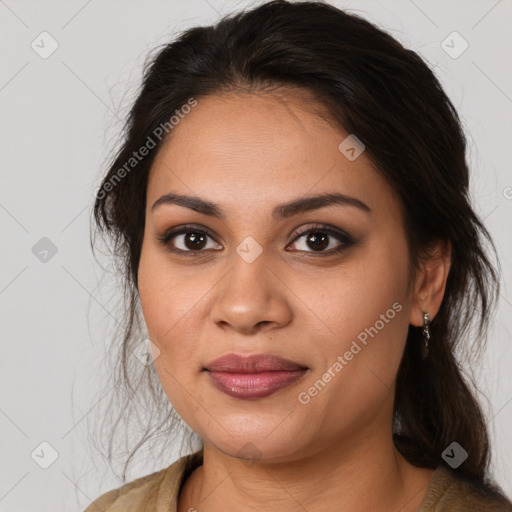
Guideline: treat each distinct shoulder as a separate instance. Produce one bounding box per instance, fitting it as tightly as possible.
[82,466,171,512]
[83,450,203,512]
[420,465,512,512]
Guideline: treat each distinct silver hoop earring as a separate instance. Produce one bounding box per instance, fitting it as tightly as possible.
[421,312,431,360]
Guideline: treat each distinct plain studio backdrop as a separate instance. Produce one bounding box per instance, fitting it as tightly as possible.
[1,0,511,510]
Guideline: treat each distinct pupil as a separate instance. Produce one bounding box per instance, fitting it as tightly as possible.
[308,232,328,251]
[186,232,206,250]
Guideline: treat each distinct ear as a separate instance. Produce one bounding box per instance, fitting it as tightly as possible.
[409,239,451,327]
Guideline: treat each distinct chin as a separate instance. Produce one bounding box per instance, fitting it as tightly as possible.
[200,425,310,465]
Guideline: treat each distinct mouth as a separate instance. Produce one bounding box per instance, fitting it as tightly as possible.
[203,353,309,400]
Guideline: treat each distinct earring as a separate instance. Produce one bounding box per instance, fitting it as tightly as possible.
[421,312,431,360]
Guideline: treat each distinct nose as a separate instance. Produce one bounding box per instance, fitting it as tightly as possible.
[209,252,293,335]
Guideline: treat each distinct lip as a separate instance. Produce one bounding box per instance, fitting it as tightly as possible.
[205,353,306,373]
[204,353,309,400]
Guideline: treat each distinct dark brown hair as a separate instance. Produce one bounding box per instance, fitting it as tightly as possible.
[90,0,510,504]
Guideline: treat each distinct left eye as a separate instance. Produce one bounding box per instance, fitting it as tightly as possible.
[157,226,222,254]
[287,225,354,254]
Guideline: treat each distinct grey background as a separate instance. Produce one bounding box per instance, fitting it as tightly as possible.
[1,0,511,510]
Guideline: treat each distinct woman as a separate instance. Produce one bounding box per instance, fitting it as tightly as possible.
[85,1,512,510]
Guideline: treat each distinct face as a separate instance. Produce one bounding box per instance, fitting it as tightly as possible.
[137,90,417,463]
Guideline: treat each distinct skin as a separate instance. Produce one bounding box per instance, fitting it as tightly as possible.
[137,89,451,512]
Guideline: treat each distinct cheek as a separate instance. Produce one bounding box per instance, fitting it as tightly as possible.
[138,241,192,339]
[137,244,207,401]
[138,267,198,417]
[296,276,409,441]
[139,282,201,366]
[312,236,411,389]
[319,239,409,337]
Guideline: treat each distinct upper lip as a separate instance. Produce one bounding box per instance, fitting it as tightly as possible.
[204,353,307,373]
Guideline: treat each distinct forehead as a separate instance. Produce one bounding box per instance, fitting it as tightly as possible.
[147,91,398,220]
[153,91,338,168]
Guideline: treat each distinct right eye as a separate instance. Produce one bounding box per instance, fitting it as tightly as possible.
[156,224,223,255]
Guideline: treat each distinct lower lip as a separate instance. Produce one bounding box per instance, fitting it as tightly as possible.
[206,370,307,399]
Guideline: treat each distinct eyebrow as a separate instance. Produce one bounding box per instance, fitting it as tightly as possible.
[151,192,371,220]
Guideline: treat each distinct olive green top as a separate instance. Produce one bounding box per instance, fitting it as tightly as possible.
[84,450,511,511]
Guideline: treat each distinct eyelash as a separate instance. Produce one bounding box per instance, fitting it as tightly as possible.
[156,223,354,257]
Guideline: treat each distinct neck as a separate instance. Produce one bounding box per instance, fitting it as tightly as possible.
[178,423,434,512]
